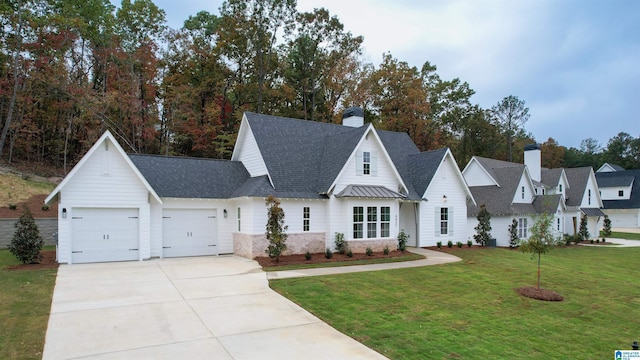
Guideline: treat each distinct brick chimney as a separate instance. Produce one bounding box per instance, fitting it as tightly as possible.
[342,106,364,127]
[524,143,541,182]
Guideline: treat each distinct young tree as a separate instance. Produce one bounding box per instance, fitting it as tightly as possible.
[473,204,492,246]
[578,214,589,240]
[508,218,519,248]
[519,213,558,289]
[265,195,287,261]
[8,206,44,264]
[602,215,612,238]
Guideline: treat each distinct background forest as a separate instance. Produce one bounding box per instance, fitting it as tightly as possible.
[1,0,638,176]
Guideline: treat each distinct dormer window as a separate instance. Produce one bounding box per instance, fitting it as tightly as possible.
[363,151,371,175]
[521,186,525,200]
[559,184,563,193]
[588,189,591,205]
[619,190,624,197]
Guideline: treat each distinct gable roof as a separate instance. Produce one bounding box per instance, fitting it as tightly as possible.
[533,194,564,214]
[596,175,634,187]
[129,155,250,199]
[407,148,448,197]
[541,168,564,188]
[467,165,532,216]
[596,169,640,209]
[45,131,161,205]
[597,163,625,172]
[564,167,595,207]
[377,130,421,200]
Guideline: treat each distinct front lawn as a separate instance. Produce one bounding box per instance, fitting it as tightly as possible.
[605,231,640,240]
[0,249,57,360]
[270,247,640,359]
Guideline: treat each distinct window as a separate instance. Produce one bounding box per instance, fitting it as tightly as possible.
[557,218,560,231]
[588,189,591,205]
[521,186,525,199]
[353,207,364,239]
[381,207,390,237]
[303,207,310,231]
[619,190,624,197]
[237,207,241,232]
[440,208,449,235]
[535,188,538,194]
[518,218,528,238]
[363,151,371,175]
[367,207,377,238]
[559,184,563,193]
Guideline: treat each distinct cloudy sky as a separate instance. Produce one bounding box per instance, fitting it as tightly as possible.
[126,0,639,149]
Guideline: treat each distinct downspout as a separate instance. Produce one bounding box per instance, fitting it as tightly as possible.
[414,202,419,247]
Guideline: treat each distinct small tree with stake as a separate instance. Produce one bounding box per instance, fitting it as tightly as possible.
[9,206,44,264]
[473,204,492,246]
[265,195,288,262]
[519,213,558,289]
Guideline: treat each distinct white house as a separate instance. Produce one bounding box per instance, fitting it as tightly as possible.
[463,144,603,246]
[45,109,474,263]
[596,169,640,228]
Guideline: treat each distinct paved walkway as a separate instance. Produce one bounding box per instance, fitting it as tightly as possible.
[266,248,461,280]
[582,238,640,247]
[43,256,388,360]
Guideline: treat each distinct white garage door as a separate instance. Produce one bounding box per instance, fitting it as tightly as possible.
[162,209,218,257]
[610,212,638,228]
[71,208,139,263]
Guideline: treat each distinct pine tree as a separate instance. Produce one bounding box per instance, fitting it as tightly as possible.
[602,215,612,237]
[8,206,44,264]
[473,204,492,246]
[508,218,519,248]
[578,214,589,240]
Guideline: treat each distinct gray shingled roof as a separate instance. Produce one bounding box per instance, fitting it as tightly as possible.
[335,185,405,198]
[600,163,625,171]
[596,170,640,209]
[467,163,533,216]
[581,207,605,216]
[541,168,563,188]
[377,130,421,200]
[533,194,563,215]
[596,175,634,187]
[129,154,249,199]
[407,148,448,197]
[564,167,593,207]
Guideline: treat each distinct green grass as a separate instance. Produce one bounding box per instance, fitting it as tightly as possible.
[264,253,425,271]
[271,247,640,359]
[0,249,57,360]
[604,231,640,240]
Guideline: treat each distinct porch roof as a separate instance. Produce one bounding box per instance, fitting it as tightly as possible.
[335,185,406,199]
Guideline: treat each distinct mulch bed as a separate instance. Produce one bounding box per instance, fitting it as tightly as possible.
[5,249,58,271]
[0,194,57,219]
[515,286,564,301]
[255,250,413,268]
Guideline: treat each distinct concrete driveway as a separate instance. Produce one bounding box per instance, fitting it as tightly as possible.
[43,256,387,360]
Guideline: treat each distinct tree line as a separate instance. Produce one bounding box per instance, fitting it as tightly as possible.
[1,0,637,175]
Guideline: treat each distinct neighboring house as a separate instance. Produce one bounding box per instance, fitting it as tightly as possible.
[596,163,625,173]
[463,144,603,246]
[45,108,474,264]
[595,169,640,228]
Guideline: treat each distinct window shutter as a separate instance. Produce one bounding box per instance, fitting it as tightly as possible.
[449,208,454,235]
[356,151,363,176]
[435,207,440,236]
[371,151,378,176]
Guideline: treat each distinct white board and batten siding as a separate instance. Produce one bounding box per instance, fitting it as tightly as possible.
[232,119,268,177]
[419,155,469,247]
[57,138,152,263]
[512,172,535,204]
[279,200,327,233]
[463,159,496,187]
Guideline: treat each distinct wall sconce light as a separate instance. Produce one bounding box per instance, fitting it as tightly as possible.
[223,209,228,218]
[62,208,67,218]
[442,195,448,203]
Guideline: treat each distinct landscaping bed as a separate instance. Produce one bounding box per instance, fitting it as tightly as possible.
[255,250,420,268]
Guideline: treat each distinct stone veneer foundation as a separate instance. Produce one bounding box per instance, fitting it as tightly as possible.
[346,239,397,253]
[233,232,325,259]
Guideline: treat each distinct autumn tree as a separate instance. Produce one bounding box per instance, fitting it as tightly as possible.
[490,95,530,162]
[540,137,565,168]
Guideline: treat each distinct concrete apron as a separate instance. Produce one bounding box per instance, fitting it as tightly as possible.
[43,256,387,360]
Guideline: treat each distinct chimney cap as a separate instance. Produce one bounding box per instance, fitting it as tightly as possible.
[524,143,541,151]
[342,106,364,119]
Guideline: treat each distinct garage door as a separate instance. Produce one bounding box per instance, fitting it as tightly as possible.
[162,209,218,257]
[71,208,139,263]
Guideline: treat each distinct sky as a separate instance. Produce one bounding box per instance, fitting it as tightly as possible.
[119,0,640,149]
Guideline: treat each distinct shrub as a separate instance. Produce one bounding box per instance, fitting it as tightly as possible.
[383,246,390,255]
[42,204,49,211]
[590,239,594,244]
[602,215,612,237]
[365,247,373,256]
[563,233,573,246]
[304,251,312,260]
[9,204,17,210]
[325,248,333,259]
[474,204,492,246]
[457,241,463,248]
[578,215,589,241]
[265,195,288,262]
[447,240,453,248]
[8,207,43,264]
[437,241,442,249]
[508,218,519,248]
[334,232,347,254]
[467,240,472,248]
[601,238,606,243]
[397,230,408,252]
[346,249,353,258]
[596,239,600,243]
